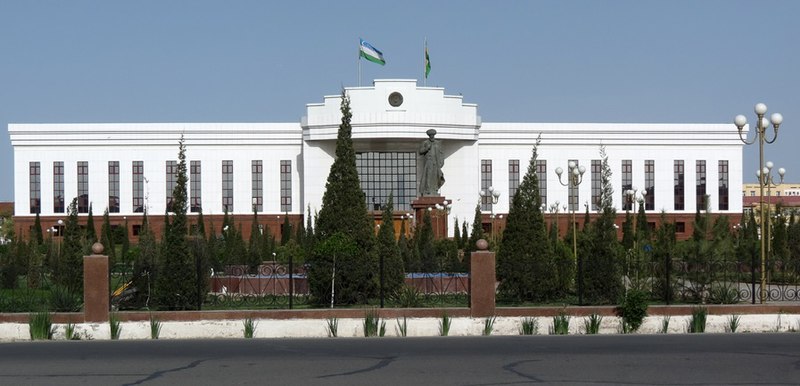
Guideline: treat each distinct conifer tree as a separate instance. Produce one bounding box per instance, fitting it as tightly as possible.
[315,90,375,252]
[496,140,556,301]
[132,211,158,308]
[308,90,377,304]
[85,204,96,243]
[281,215,292,246]
[398,217,412,272]
[376,196,404,297]
[467,204,484,253]
[461,221,469,250]
[653,211,676,302]
[417,210,436,272]
[583,146,623,304]
[248,210,262,270]
[100,208,116,264]
[453,218,461,249]
[32,212,43,245]
[154,136,196,310]
[59,198,83,294]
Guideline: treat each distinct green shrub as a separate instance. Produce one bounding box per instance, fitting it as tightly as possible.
[550,312,570,335]
[363,308,385,337]
[660,316,671,334]
[243,318,257,338]
[393,285,422,308]
[29,311,54,340]
[49,285,81,312]
[150,315,162,339]
[109,313,122,340]
[482,316,496,336]
[725,314,740,333]
[688,307,707,333]
[519,317,539,335]
[326,317,339,338]
[583,313,603,334]
[439,312,451,336]
[396,317,408,337]
[616,289,648,333]
[64,322,80,340]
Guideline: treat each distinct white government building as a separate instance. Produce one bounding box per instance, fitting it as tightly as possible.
[9,79,742,239]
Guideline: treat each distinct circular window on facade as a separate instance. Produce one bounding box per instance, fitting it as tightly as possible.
[388,92,403,107]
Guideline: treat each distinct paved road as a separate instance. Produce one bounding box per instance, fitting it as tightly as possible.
[1,334,799,385]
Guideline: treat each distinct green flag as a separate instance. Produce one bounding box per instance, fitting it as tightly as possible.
[425,46,431,78]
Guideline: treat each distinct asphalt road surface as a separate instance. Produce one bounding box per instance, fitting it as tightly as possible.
[1,333,798,385]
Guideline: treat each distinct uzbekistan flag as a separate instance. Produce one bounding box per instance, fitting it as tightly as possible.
[359,39,386,65]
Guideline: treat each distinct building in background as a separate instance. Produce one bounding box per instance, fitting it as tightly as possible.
[8,80,743,241]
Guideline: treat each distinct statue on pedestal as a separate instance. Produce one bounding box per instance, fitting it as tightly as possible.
[419,129,445,196]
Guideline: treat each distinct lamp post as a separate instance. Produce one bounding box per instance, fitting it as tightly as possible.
[480,187,501,240]
[556,161,586,305]
[734,103,783,303]
[625,187,646,289]
[759,162,786,282]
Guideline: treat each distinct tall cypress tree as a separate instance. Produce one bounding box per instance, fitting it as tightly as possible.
[32,212,43,245]
[376,196,404,296]
[583,146,623,304]
[309,90,377,304]
[85,204,96,243]
[154,136,196,310]
[496,139,556,301]
[100,208,116,264]
[59,198,83,294]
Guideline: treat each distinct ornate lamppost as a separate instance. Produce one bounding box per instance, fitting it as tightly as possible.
[758,162,786,280]
[734,103,783,303]
[555,161,586,304]
[480,187,501,241]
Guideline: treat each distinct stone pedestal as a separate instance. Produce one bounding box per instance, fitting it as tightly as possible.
[470,239,496,317]
[83,244,110,323]
[411,196,449,238]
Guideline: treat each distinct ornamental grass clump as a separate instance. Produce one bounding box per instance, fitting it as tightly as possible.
[482,316,496,336]
[109,313,122,340]
[519,317,539,335]
[439,312,451,336]
[243,318,257,338]
[583,313,603,335]
[150,315,162,339]
[363,309,386,337]
[687,307,707,333]
[326,317,339,338]
[396,317,408,337]
[725,314,740,333]
[29,311,54,340]
[550,312,570,335]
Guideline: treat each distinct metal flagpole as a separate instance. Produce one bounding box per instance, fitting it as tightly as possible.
[358,43,362,87]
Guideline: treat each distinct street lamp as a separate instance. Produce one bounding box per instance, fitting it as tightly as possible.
[480,187,501,239]
[556,161,586,305]
[734,103,783,303]
[758,162,786,277]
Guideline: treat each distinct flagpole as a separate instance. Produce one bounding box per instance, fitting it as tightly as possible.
[358,43,362,87]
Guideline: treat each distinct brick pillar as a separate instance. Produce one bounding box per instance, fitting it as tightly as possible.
[470,239,496,317]
[83,242,109,323]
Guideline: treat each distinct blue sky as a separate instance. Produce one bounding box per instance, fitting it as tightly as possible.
[1,1,798,202]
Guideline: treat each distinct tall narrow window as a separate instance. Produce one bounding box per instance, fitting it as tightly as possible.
[591,160,601,211]
[508,160,520,201]
[696,160,707,210]
[280,160,292,212]
[480,160,493,212]
[621,160,632,210]
[568,160,579,211]
[536,160,547,207]
[29,162,41,214]
[108,161,120,213]
[252,160,263,212]
[674,160,685,210]
[53,162,64,213]
[222,160,233,212]
[190,161,201,213]
[645,160,655,210]
[77,161,89,213]
[165,161,177,212]
[132,161,144,213]
[718,160,729,211]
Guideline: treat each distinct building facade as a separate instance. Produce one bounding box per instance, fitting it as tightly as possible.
[9,79,743,240]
